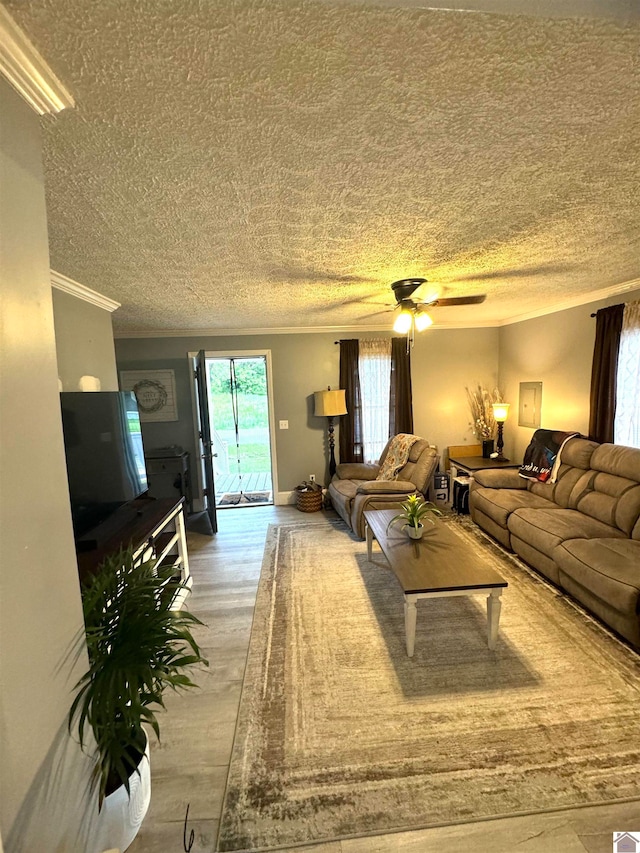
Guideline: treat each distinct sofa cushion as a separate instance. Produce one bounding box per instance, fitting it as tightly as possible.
[528,464,587,507]
[568,472,640,535]
[401,441,438,494]
[525,439,599,507]
[357,479,417,494]
[335,462,379,481]
[507,507,625,558]
[555,538,640,616]
[559,437,600,470]
[471,487,556,530]
[591,443,640,481]
[328,478,358,522]
[473,468,527,489]
[330,478,359,500]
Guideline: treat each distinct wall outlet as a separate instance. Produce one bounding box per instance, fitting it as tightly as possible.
[279,420,289,429]
[309,473,316,482]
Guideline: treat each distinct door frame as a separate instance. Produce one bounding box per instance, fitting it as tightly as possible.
[188,349,279,506]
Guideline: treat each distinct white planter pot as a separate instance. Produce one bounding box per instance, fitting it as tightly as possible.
[95,731,151,852]
[407,524,423,540]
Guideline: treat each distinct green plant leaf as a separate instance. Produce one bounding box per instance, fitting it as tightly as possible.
[67,546,208,804]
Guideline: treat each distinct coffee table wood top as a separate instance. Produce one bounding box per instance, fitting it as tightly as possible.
[364,509,507,595]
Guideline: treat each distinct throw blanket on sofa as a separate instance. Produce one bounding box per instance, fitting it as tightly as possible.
[519,429,580,483]
[376,433,419,480]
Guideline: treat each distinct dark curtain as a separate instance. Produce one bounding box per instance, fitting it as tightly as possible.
[389,337,413,435]
[588,303,624,443]
[339,339,364,463]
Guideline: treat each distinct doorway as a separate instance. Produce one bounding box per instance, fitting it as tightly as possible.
[205,354,275,508]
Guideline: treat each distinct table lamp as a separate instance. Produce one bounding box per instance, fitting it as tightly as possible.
[492,402,510,461]
[314,387,348,478]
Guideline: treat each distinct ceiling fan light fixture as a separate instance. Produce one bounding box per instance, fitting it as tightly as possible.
[414,310,433,331]
[393,310,413,334]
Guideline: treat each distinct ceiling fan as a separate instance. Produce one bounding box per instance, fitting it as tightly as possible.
[367,278,486,336]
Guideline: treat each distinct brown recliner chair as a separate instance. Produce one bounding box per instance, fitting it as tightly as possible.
[328,436,439,539]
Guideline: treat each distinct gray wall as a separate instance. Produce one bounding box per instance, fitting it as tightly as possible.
[118,283,640,492]
[116,333,344,494]
[0,79,96,847]
[411,327,499,454]
[498,286,640,461]
[52,288,118,391]
[115,326,500,494]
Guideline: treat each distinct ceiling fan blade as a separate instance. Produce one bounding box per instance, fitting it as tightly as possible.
[425,294,487,307]
[315,297,390,312]
[266,267,375,284]
[450,264,572,282]
[358,309,393,319]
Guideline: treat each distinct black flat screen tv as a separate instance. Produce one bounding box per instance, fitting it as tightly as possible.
[60,391,148,539]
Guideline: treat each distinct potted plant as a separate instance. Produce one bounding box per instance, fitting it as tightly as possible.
[68,547,208,851]
[386,494,443,540]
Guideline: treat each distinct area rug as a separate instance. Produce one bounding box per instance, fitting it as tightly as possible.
[217,516,640,852]
[218,492,272,506]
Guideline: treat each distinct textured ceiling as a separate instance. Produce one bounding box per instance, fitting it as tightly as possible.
[5,0,640,332]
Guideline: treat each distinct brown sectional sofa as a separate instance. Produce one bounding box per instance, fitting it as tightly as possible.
[469,438,640,649]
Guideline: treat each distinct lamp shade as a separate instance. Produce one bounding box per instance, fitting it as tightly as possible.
[314,389,347,417]
[492,402,510,422]
[393,310,413,334]
[414,311,433,331]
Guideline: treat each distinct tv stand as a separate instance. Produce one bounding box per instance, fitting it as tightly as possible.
[75,497,191,609]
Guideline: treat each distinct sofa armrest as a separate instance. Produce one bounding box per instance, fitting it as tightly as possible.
[356,479,416,495]
[335,462,379,480]
[472,468,527,489]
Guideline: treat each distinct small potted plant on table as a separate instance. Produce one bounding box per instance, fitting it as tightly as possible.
[69,547,208,851]
[387,494,443,540]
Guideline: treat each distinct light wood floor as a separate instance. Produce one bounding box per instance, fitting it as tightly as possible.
[128,505,640,853]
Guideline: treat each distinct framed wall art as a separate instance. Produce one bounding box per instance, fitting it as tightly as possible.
[120,369,178,422]
[518,381,543,429]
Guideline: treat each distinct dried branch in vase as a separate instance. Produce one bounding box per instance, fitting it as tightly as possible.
[465,384,503,439]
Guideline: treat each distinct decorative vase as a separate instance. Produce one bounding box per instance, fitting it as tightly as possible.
[407,524,423,540]
[94,731,151,852]
[482,439,494,458]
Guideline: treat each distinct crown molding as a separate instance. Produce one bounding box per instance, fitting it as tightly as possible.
[112,319,498,339]
[51,270,120,313]
[114,325,391,338]
[112,280,640,339]
[0,6,74,115]
[497,277,640,326]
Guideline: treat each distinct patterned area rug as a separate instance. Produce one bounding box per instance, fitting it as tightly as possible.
[217,516,640,851]
[218,492,272,507]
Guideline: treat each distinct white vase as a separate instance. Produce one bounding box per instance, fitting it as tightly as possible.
[94,731,151,852]
[407,524,423,540]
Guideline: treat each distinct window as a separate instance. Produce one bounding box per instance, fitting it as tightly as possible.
[359,339,391,463]
[338,337,413,465]
[614,301,640,449]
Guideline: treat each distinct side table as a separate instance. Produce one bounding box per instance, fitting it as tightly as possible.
[449,456,520,515]
[449,456,520,479]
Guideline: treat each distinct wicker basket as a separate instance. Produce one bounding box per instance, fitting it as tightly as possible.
[295,486,323,513]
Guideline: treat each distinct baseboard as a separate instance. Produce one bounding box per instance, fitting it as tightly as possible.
[275,491,296,505]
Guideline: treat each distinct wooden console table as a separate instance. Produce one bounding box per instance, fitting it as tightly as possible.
[75,497,191,609]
